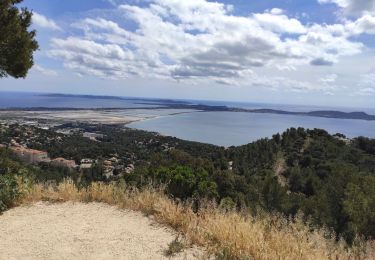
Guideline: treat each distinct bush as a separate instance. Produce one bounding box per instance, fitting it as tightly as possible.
[0,174,19,212]
[164,237,185,256]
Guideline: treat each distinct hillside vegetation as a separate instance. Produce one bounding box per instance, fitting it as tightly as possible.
[1,126,375,258]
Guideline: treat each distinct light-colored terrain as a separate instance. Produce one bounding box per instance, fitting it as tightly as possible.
[0,110,146,124]
[0,202,204,260]
[0,109,196,125]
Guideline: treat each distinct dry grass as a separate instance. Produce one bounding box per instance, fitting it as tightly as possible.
[164,236,186,257]
[16,178,375,260]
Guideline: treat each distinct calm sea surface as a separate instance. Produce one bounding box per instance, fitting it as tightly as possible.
[128,112,375,146]
[1,92,375,146]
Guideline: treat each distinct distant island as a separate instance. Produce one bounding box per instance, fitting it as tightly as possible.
[132,102,375,121]
[242,109,375,121]
[40,93,191,105]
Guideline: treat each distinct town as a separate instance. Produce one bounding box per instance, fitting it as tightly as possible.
[0,120,137,180]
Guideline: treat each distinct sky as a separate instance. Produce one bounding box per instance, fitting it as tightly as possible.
[1,0,375,108]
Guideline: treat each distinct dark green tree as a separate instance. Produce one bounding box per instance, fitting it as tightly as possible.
[343,176,375,240]
[0,0,38,78]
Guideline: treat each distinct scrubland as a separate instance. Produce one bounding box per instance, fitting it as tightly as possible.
[15,178,375,260]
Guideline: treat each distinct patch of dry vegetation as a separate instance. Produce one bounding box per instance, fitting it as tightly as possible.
[165,236,186,257]
[16,178,375,260]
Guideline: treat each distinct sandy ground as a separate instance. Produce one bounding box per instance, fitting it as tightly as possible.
[0,110,143,124]
[0,202,204,260]
[0,109,195,125]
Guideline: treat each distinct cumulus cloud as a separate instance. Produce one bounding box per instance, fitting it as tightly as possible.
[318,0,375,16]
[253,9,307,34]
[350,14,375,34]
[317,0,375,36]
[49,37,145,79]
[46,0,370,92]
[32,12,61,31]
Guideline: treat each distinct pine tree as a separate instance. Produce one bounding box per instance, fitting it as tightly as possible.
[0,0,38,78]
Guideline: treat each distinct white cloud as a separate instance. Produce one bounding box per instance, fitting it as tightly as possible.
[320,74,338,83]
[244,73,338,94]
[46,0,372,94]
[32,12,61,31]
[317,1,375,35]
[355,73,375,95]
[350,14,375,34]
[318,0,375,16]
[270,8,284,15]
[48,37,144,79]
[33,65,58,76]
[253,10,307,34]
[359,73,375,87]
[358,87,375,95]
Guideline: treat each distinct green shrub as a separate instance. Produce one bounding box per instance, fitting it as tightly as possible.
[0,174,19,212]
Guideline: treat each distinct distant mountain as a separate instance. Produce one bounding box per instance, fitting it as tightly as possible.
[39,93,191,105]
[305,111,375,120]
[244,109,375,121]
[159,104,375,121]
[40,93,130,100]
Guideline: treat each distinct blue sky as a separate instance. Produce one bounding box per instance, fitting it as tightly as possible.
[1,0,375,108]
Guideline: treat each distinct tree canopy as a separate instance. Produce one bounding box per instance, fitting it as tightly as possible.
[0,0,38,78]
[2,123,375,242]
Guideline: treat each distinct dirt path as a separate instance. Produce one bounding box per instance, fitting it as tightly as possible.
[274,152,287,187]
[0,202,204,260]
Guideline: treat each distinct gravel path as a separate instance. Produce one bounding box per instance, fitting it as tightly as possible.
[0,202,203,260]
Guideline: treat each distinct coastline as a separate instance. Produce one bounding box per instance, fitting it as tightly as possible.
[0,109,197,126]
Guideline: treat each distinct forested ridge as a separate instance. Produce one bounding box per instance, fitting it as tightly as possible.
[1,124,375,243]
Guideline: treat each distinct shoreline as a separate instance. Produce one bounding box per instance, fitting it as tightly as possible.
[0,109,198,126]
[1,104,375,121]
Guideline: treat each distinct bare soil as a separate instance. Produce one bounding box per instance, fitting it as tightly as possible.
[0,202,204,260]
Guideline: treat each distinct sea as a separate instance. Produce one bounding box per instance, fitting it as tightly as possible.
[1,91,375,147]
